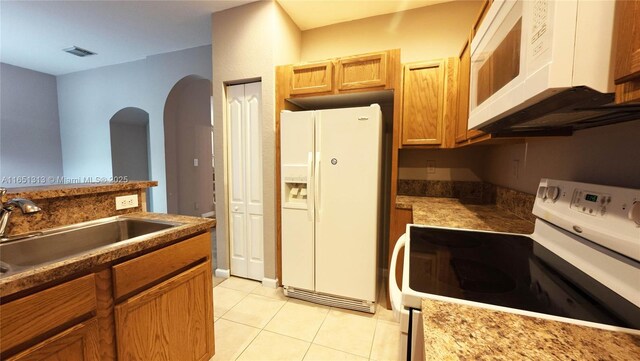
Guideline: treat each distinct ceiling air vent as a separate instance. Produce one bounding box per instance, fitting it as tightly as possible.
[63,46,96,57]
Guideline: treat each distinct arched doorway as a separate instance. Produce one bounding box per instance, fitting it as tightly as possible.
[109,107,151,210]
[163,75,214,217]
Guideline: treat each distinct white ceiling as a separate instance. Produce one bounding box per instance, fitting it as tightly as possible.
[1,0,453,76]
[0,0,256,75]
[277,0,453,31]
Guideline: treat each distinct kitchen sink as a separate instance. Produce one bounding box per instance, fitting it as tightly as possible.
[0,217,182,276]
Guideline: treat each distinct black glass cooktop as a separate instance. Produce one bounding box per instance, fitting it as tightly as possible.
[408,226,640,329]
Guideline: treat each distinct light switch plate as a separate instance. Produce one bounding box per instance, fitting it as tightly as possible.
[115,194,139,210]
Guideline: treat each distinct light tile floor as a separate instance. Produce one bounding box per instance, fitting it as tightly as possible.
[210,277,401,361]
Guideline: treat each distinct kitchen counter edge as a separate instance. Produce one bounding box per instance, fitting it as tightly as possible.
[0,212,214,298]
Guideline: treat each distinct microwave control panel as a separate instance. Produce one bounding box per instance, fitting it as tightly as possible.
[530,0,550,58]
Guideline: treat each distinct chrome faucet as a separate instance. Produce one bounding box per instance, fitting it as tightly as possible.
[0,187,42,238]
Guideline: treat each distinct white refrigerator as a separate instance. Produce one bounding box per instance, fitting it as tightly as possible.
[280,104,382,313]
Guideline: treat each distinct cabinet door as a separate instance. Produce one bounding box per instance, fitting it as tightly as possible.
[455,40,471,143]
[227,83,264,281]
[402,60,445,146]
[115,261,214,361]
[455,39,485,144]
[472,0,492,37]
[336,52,387,91]
[7,319,100,361]
[613,0,640,103]
[290,61,333,95]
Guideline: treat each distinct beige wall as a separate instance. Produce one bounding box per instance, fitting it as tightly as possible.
[482,121,640,194]
[212,0,300,281]
[275,2,302,66]
[398,148,486,181]
[300,1,482,63]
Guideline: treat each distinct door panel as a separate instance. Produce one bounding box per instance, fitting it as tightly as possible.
[314,106,381,301]
[230,212,246,275]
[247,214,264,279]
[228,91,245,207]
[244,82,264,280]
[227,82,263,281]
[227,84,248,277]
[246,87,262,211]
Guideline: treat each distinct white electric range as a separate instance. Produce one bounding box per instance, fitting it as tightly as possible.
[390,178,640,360]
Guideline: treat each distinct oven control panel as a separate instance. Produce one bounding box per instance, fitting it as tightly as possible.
[570,189,611,217]
[533,179,640,262]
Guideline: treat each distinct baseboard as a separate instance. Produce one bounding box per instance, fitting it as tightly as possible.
[201,211,215,218]
[261,277,279,289]
[214,268,230,278]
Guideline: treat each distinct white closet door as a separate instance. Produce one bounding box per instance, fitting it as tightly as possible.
[244,82,264,280]
[227,83,263,281]
[228,84,248,277]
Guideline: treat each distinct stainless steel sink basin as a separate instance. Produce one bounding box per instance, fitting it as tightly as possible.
[0,217,182,276]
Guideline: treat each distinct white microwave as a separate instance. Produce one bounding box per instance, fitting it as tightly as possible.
[468,0,618,133]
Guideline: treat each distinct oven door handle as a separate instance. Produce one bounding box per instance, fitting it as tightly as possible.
[389,233,407,321]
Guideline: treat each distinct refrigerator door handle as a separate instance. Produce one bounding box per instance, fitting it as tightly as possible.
[315,151,321,221]
[307,151,313,221]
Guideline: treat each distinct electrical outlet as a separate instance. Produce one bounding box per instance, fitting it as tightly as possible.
[512,160,519,179]
[426,160,436,174]
[115,194,139,210]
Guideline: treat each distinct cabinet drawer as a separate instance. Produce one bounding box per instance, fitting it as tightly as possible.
[0,274,97,352]
[112,232,210,299]
[336,52,388,91]
[290,61,333,95]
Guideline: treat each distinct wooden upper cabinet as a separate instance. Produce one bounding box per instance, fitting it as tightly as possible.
[472,0,492,37]
[401,60,446,146]
[285,50,398,98]
[455,40,471,144]
[290,61,333,96]
[613,0,640,103]
[336,52,388,91]
[455,38,485,144]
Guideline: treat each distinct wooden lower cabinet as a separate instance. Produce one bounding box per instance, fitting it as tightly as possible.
[115,260,215,361]
[0,232,215,361]
[7,319,101,361]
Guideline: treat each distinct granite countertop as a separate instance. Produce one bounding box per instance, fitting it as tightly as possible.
[2,181,157,200]
[396,195,535,234]
[0,212,214,298]
[422,298,640,360]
